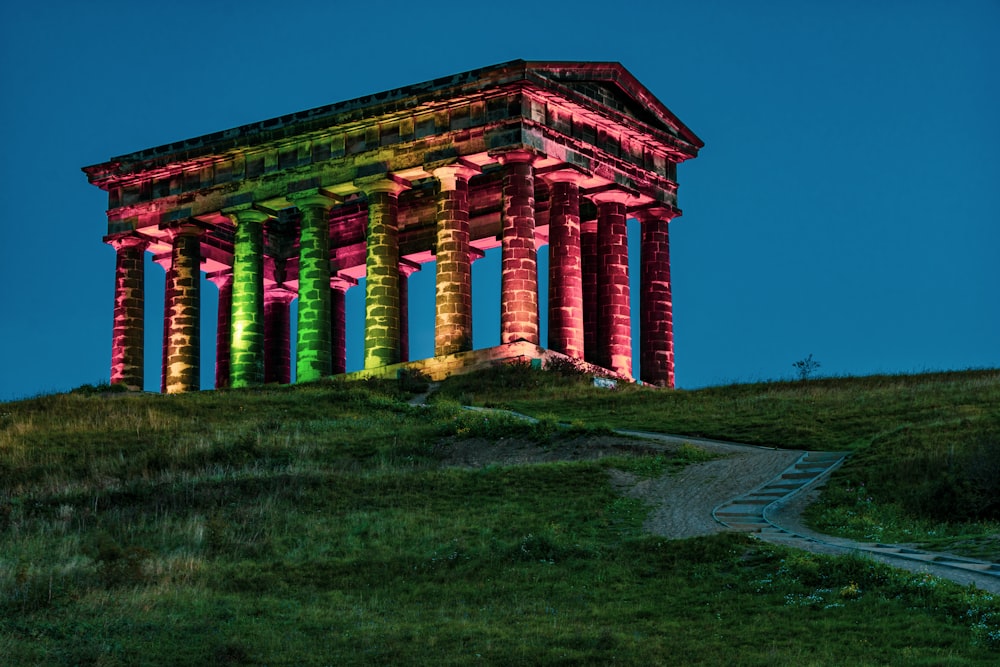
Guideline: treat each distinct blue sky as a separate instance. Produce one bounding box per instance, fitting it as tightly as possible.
[1,0,996,400]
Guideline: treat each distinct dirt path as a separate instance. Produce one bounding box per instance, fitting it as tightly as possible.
[434,422,1000,593]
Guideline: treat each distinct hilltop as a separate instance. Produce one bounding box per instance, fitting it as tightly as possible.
[1,367,998,665]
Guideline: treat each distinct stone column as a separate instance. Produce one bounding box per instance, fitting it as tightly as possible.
[291,193,334,382]
[162,223,204,393]
[431,164,478,356]
[155,256,171,393]
[499,151,539,345]
[361,178,409,369]
[635,207,679,388]
[209,271,233,389]
[540,171,586,360]
[264,288,295,384]
[590,191,633,377]
[581,218,598,364]
[107,234,147,391]
[330,276,355,375]
[226,208,269,388]
[398,260,421,363]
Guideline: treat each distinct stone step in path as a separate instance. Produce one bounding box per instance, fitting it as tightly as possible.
[712,448,1000,591]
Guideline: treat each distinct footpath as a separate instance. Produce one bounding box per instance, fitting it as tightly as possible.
[409,389,1000,594]
[624,430,1000,595]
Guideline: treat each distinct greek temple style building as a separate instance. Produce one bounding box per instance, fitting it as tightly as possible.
[83,61,702,393]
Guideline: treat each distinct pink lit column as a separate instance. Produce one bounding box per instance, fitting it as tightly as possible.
[330,278,354,375]
[209,271,233,389]
[432,164,478,356]
[635,207,679,388]
[264,288,295,384]
[581,217,598,364]
[107,234,147,391]
[590,191,632,377]
[499,152,539,345]
[398,260,420,363]
[155,256,171,393]
[540,172,586,360]
[162,223,204,393]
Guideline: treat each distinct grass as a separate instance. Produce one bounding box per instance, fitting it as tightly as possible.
[435,364,1000,559]
[1,371,998,664]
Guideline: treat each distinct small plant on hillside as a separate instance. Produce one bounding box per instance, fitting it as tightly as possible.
[792,353,821,381]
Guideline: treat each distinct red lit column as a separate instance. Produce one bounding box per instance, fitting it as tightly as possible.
[361,179,409,369]
[581,217,598,364]
[540,171,586,360]
[162,222,205,393]
[590,191,633,377]
[398,259,421,363]
[264,288,295,384]
[431,164,478,356]
[291,192,334,382]
[107,233,147,391]
[155,256,171,393]
[209,271,233,389]
[330,276,355,375]
[634,207,679,388]
[499,152,540,345]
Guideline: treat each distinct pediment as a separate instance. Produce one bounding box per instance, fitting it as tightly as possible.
[523,62,703,152]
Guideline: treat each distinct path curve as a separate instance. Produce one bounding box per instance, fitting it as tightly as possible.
[620,429,1000,594]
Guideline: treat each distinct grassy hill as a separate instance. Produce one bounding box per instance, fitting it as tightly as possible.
[1,368,998,665]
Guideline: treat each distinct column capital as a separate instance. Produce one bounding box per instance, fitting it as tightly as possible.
[159,219,207,240]
[537,167,591,187]
[631,205,682,224]
[104,232,149,252]
[265,286,297,304]
[430,163,480,190]
[207,269,233,288]
[222,206,271,225]
[493,148,544,166]
[586,187,639,207]
[398,257,421,278]
[287,189,337,210]
[330,273,358,291]
[355,175,410,197]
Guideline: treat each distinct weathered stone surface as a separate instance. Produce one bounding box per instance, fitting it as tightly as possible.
[363,181,407,369]
[163,225,203,394]
[85,62,701,392]
[264,289,294,384]
[499,153,539,345]
[636,208,679,388]
[591,193,632,378]
[432,165,477,356]
[210,271,233,389]
[228,209,269,387]
[107,234,146,390]
[293,194,333,382]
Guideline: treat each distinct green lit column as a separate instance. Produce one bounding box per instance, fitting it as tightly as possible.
[360,178,409,369]
[162,222,204,394]
[224,208,269,387]
[291,192,334,382]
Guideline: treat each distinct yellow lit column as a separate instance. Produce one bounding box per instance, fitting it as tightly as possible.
[361,178,409,369]
[162,222,205,393]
